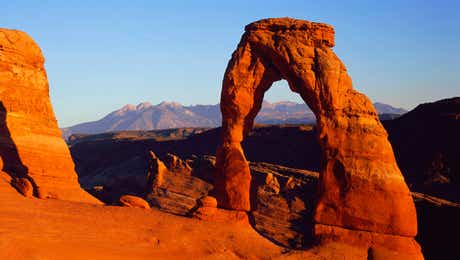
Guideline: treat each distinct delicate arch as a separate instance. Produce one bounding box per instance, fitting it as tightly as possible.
[215,18,417,238]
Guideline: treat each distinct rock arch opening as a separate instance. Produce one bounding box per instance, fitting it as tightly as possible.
[238,79,321,172]
[214,18,422,257]
[258,79,316,125]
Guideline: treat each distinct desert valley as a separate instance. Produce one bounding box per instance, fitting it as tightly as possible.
[1,6,459,260]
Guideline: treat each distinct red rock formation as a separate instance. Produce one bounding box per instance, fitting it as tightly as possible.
[215,18,422,257]
[145,152,213,215]
[10,177,33,197]
[197,195,218,208]
[119,194,150,209]
[0,29,99,203]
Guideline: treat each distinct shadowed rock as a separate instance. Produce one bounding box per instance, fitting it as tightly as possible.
[383,97,460,202]
[145,153,319,248]
[145,152,213,215]
[10,177,33,198]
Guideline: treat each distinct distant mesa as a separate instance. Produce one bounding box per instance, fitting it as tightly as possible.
[61,100,406,140]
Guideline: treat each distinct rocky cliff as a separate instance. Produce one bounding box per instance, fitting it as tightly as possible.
[0,28,99,203]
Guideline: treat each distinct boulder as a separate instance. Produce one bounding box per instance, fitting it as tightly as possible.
[119,195,150,209]
[0,28,99,204]
[197,196,217,208]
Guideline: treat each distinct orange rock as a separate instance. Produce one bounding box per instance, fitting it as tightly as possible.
[10,177,33,198]
[215,17,420,253]
[119,195,150,209]
[145,152,213,215]
[214,144,252,211]
[197,196,218,208]
[146,151,168,188]
[0,29,100,204]
[192,206,218,219]
[162,153,192,175]
[314,224,423,259]
[193,207,249,225]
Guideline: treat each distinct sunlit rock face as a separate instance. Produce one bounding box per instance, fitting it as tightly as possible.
[0,29,99,203]
[215,18,423,258]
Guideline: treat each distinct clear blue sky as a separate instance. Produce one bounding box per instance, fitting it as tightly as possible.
[2,0,459,127]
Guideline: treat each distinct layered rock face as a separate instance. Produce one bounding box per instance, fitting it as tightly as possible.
[146,152,213,215]
[0,29,98,203]
[144,153,319,247]
[215,18,422,257]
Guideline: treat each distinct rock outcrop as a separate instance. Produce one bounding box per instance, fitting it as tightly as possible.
[119,194,150,209]
[0,29,99,203]
[249,162,318,248]
[215,18,422,258]
[197,195,218,208]
[146,152,213,215]
[145,153,320,247]
[10,177,33,197]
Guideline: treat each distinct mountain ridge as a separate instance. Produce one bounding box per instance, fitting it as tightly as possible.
[61,101,407,139]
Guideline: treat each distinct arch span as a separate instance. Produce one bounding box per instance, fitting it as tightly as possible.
[214,18,418,239]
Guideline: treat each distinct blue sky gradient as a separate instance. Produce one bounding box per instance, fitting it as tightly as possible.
[2,0,459,127]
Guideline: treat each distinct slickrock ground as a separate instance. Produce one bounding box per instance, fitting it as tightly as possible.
[1,172,287,260]
[4,157,457,259]
[5,169,449,259]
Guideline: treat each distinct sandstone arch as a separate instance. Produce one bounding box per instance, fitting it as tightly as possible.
[215,18,422,256]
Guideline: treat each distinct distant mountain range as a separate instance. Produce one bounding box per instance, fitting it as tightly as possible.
[61,101,407,139]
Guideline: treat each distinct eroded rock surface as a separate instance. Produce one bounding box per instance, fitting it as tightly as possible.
[249,162,318,248]
[144,153,319,248]
[0,29,98,203]
[10,177,33,198]
[145,152,213,215]
[215,18,422,257]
